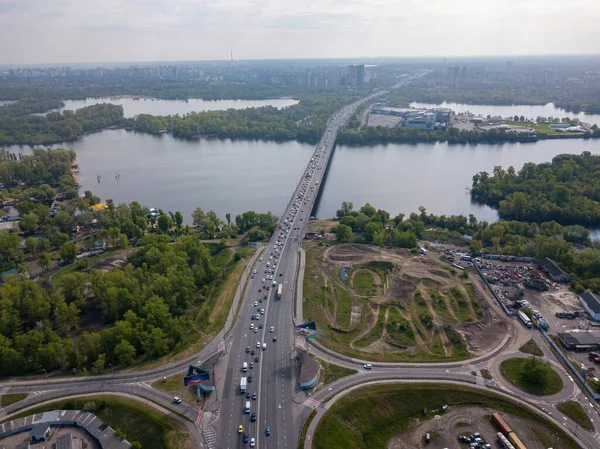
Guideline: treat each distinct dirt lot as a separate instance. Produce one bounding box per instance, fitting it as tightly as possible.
[303,243,509,362]
[388,406,550,449]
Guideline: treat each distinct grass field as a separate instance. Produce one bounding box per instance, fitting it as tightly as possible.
[317,358,358,386]
[500,357,563,396]
[3,395,193,449]
[298,409,317,449]
[0,393,28,407]
[303,243,489,363]
[519,339,544,357]
[313,384,579,449]
[152,373,199,403]
[556,401,593,431]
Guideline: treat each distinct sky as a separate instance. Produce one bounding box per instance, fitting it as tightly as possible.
[1,0,599,64]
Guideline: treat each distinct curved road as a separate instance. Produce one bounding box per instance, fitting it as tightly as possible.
[2,72,599,449]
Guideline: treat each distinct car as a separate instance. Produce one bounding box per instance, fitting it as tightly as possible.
[256,341,261,348]
[425,433,431,443]
[258,288,261,292]
[246,390,251,398]
[251,274,254,279]
[260,309,265,315]
[280,273,283,276]
[254,328,258,333]
[266,286,270,290]
[250,362,254,369]
[258,257,262,262]
[259,323,263,329]
[250,324,254,330]
[264,294,267,299]
[254,301,258,306]
[364,364,372,370]
[246,346,250,353]
[243,433,249,443]
[252,392,257,400]
[254,355,259,362]
[270,326,274,332]
[266,426,271,436]
[250,438,255,447]
[250,412,256,422]
[238,425,244,434]
[263,343,267,350]
[273,336,277,342]
[251,349,255,355]
[173,396,182,404]
[248,376,253,382]
[253,270,257,274]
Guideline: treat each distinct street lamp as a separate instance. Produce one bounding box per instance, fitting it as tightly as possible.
[43,369,48,382]
[109,363,113,374]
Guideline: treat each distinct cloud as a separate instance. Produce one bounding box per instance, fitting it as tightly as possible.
[0,0,599,63]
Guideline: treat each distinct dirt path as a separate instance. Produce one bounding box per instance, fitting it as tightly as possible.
[437,326,453,357]
[349,304,379,350]
[398,307,433,355]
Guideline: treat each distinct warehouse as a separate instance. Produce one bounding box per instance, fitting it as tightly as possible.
[558,331,600,351]
[580,291,600,321]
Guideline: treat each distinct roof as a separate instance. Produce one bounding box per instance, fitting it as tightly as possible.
[30,422,51,435]
[538,257,569,278]
[90,203,108,212]
[55,434,74,449]
[298,351,319,384]
[559,331,600,346]
[581,291,600,314]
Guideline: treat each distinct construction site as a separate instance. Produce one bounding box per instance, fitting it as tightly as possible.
[302,243,508,362]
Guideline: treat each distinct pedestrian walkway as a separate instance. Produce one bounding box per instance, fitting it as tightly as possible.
[302,398,321,409]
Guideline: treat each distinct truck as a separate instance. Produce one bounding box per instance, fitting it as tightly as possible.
[240,377,247,393]
[497,433,516,449]
[518,311,532,328]
[276,283,283,300]
[492,413,512,437]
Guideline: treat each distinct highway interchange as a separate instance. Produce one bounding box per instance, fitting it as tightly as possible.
[1,75,600,449]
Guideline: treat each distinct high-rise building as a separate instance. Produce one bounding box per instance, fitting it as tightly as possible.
[348,64,365,87]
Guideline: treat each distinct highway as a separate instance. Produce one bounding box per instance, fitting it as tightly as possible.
[2,71,598,449]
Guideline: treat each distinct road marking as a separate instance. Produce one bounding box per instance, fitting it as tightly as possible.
[302,398,321,409]
[195,409,203,426]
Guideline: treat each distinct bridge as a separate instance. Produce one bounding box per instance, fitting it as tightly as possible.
[1,72,599,449]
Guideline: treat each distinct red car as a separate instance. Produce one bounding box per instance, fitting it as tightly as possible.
[266,286,270,290]
[258,288,262,292]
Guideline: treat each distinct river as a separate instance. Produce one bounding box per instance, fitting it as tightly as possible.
[52,97,299,118]
[410,101,600,126]
[7,130,600,230]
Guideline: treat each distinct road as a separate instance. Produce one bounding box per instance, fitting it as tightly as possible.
[3,70,598,449]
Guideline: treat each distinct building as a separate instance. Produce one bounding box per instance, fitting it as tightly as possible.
[537,257,571,282]
[348,64,365,87]
[403,111,436,130]
[297,350,319,389]
[580,291,600,321]
[30,423,51,442]
[558,331,600,350]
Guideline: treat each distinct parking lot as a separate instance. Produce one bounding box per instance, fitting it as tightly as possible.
[366,113,402,128]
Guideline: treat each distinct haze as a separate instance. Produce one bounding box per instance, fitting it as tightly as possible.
[1,0,600,64]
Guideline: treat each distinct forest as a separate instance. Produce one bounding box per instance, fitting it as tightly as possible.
[470,152,600,226]
[0,103,124,145]
[330,201,600,294]
[0,233,233,375]
[125,94,355,143]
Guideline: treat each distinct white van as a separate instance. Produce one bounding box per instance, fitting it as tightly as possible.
[245,401,251,413]
[242,362,248,372]
[262,343,267,350]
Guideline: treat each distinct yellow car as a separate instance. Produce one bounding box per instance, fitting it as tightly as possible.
[238,425,243,434]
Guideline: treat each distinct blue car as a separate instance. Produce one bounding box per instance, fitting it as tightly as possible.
[266,426,271,436]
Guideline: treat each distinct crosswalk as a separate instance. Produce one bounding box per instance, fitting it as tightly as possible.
[593,432,600,443]
[199,409,219,449]
[302,398,321,409]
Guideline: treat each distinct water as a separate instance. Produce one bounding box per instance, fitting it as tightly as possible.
[410,102,600,126]
[6,130,313,222]
[52,97,299,118]
[7,127,600,231]
[315,139,600,224]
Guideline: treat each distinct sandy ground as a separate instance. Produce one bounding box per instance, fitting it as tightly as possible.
[309,243,507,359]
[388,406,549,449]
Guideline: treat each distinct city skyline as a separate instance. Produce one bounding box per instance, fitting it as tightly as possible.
[1,0,599,64]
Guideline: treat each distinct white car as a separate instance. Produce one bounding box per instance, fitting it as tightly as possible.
[250,438,256,447]
[250,324,254,330]
[364,364,372,370]
[254,301,258,306]
[270,326,274,332]
[257,342,261,348]
[253,270,257,274]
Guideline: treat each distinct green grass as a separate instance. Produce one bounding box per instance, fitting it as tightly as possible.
[428,290,457,324]
[333,282,354,328]
[556,401,594,431]
[354,270,377,296]
[449,287,473,322]
[313,384,580,449]
[386,306,415,347]
[51,249,121,284]
[354,304,385,348]
[0,393,28,407]
[519,339,544,357]
[151,373,199,403]
[298,409,318,449]
[3,395,191,449]
[317,358,358,385]
[480,369,493,380]
[500,357,563,396]
[534,123,575,135]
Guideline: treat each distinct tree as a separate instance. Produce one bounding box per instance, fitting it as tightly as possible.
[53,211,74,234]
[59,242,78,264]
[360,203,376,217]
[191,207,206,228]
[114,339,136,366]
[19,213,39,233]
[38,252,51,271]
[335,224,353,243]
[226,213,231,226]
[92,353,107,374]
[336,201,353,219]
[25,237,37,255]
[157,214,172,234]
[469,239,483,253]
